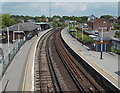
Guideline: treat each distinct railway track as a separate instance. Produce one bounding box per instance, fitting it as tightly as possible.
[34,28,106,92]
[53,28,105,92]
[34,30,61,92]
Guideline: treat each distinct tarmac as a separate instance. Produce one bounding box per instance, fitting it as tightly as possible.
[61,27,120,89]
[0,28,52,92]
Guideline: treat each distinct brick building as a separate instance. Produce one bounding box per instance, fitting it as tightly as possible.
[87,18,112,31]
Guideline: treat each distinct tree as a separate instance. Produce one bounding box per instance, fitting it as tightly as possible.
[100,15,112,19]
[2,14,16,28]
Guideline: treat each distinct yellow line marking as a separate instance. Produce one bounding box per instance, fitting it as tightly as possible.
[62,31,119,83]
[27,83,31,91]
[22,59,29,92]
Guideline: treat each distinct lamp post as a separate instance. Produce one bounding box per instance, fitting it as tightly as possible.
[82,25,83,41]
[100,27,103,59]
[81,25,84,46]
[99,21,106,59]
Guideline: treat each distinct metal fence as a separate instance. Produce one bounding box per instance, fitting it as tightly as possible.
[0,39,26,79]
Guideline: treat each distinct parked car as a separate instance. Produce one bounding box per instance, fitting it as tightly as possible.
[94,32,99,36]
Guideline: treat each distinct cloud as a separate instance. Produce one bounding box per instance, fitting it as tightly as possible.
[2,2,118,17]
[2,0,120,2]
[78,5,87,11]
[53,2,87,12]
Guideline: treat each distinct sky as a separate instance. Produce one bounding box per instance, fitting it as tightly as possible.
[1,2,119,17]
[1,0,120,2]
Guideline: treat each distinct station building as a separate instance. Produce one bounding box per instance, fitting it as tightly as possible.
[2,22,51,43]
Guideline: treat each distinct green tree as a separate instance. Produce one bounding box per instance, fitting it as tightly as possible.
[100,15,112,19]
[2,14,16,28]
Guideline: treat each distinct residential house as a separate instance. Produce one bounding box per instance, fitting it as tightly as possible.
[87,18,112,31]
[87,14,97,21]
[108,16,118,25]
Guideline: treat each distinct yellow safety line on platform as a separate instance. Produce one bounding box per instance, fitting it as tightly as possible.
[63,33,118,83]
[22,59,29,92]
[27,83,31,91]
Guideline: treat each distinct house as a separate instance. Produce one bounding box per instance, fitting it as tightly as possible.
[108,16,118,25]
[54,18,60,21]
[87,18,112,31]
[78,23,89,31]
[88,14,97,21]
[64,20,77,25]
[2,23,39,42]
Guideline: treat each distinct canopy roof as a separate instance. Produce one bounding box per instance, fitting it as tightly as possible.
[2,23,39,32]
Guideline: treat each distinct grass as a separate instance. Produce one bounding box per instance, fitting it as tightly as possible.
[72,31,94,43]
[70,25,77,30]
[0,35,5,39]
[111,47,120,54]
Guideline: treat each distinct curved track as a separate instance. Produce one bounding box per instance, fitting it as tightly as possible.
[34,28,106,92]
[34,30,61,92]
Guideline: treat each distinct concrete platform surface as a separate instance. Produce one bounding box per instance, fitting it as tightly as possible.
[0,28,52,92]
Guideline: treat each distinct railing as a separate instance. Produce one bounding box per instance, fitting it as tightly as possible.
[0,39,26,79]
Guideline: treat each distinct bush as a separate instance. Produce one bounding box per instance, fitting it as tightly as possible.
[113,24,120,30]
[83,35,94,43]
[111,47,120,54]
[72,31,94,43]
[115,31,120,38]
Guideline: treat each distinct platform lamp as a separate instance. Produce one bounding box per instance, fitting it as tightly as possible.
[99,21,107,59]
[81,25,84,46]
[82,25,83,41]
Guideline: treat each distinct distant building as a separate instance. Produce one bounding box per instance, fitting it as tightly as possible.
[26,19,35,23]
[78,23,89,31]
[35,22,51,31]
[45,18,49,22]
[2,23,39,42]
[88,14,97,21]
[64,20,77,25]
[108,16,118,24]
[87,18,112,31]
[54,18,60,21]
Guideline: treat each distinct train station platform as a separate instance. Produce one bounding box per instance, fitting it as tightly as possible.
[61,28,120,90]
[0,28,52,92]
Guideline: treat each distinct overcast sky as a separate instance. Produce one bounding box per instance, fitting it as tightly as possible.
[2,2,118,17]
[2,0,120,2]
